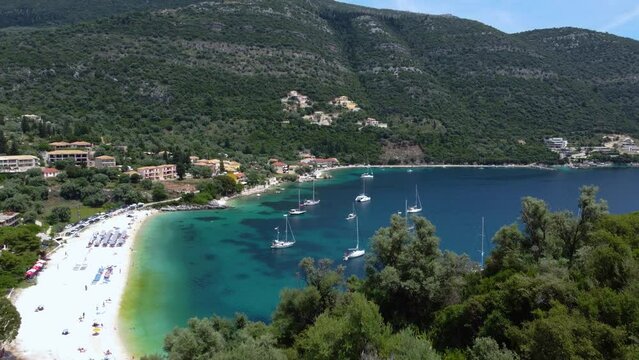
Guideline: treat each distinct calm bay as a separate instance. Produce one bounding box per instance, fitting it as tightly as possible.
[120,167,639,355]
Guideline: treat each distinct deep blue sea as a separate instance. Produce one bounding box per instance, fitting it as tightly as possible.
[121,167,639,355]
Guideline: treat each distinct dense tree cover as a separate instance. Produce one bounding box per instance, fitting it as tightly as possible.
[0,225,40,289]
[0,0,205,28]
[0,297,21,355]
[0,1,636,164]
[148,186,639,359]
[0,163,153,224]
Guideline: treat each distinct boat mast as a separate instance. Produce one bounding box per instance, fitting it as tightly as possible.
[312,180,316,201]
[405,199,408,225]
[356,217,360,250]
[284,215,289,242]
[481,217,485,269]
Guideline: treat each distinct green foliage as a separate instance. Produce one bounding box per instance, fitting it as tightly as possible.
[47,206,71,224]
[152,183,169,202]
[0,225,40,289]
[162,315,285,360]
[0,297,21,347]
[191,166,212,179]
[112,184,146,205]
[0,1,634,164]
[468,337,518,360]
[150,187,639,359]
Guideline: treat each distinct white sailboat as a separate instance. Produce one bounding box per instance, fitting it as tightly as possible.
[480,217,485,269]
[288,189,307,215]
[355,179,371,202]
[405,199,415,231]
[346,202,357,220]
[302,180,320,206]
[344,217,365,261]
[406,185,422,213]
[271,215,296,249]
[360,165,374,179]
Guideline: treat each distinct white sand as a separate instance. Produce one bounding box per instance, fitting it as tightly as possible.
[11,209,156,360]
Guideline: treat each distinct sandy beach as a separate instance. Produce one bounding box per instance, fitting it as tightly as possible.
[10,209,156,360]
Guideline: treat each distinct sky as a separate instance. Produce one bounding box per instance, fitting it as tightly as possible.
[341,0,639,40]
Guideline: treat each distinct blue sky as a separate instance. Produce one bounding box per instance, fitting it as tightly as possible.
[341,0,639,40]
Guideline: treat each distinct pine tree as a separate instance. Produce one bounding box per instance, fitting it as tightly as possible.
[8,139,18,155]
[0,131,6,154]
[21,117,30,133]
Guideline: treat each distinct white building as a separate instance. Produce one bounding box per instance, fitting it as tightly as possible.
[544,137,568,150]
[0,155,39,173]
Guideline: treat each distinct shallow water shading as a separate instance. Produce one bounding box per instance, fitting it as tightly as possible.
[121,167,639,355]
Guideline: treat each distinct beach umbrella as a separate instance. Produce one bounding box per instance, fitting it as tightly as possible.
[33,264,43,269]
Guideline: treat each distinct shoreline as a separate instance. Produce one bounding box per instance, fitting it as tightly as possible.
[10,209,157,360]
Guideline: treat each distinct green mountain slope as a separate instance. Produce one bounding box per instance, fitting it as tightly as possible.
[0,0,205,28]
[0,0,637,163]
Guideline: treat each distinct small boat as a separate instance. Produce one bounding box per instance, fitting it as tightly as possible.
[346,202,357,220]
[344,218,365,261]
[355,179,371,202]
[271,215,296,249]
[407,168,413,173]
[289,189,307,215]
[406,185,422,213]
[302,180,320,206]
[360,165,374,179]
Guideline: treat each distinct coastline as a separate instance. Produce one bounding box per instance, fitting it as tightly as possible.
[10,209,157,360]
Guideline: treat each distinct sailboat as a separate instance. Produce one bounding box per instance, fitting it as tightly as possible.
[405,199,415,231]
[302,180,320,206]
[360,165,374,179]
[271,215,296,249]
[406,185,422,213]
[344,217,365,261]
[480,217,485,270]
[355,178,371,202]
[288,189,307,215]
[346,202,357,220]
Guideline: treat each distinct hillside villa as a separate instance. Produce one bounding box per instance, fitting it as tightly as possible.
[136,164,177,181]
[0,155,39,173]
[94,155,117,169]
[45,150,89,166]
[41,167,60,179]
[0,212,20,227]
[48,141,93,150]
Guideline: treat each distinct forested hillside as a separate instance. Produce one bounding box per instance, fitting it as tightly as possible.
[0,0,637,163]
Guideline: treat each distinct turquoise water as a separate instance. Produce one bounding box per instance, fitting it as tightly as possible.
[121,167,639,355]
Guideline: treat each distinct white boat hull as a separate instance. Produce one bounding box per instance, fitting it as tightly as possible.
[271,241,295,249]
[288,209,306,215]
[344,249,365,261]
[355,194,371,202]
[346,213,356,220]
[406,207,422,213]
[303,200,320,206]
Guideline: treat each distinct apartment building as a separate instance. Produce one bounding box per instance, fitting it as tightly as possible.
[46,150,89,166]
[137,164,177,180]
[0,212,20,227]
[0,155,39,173]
